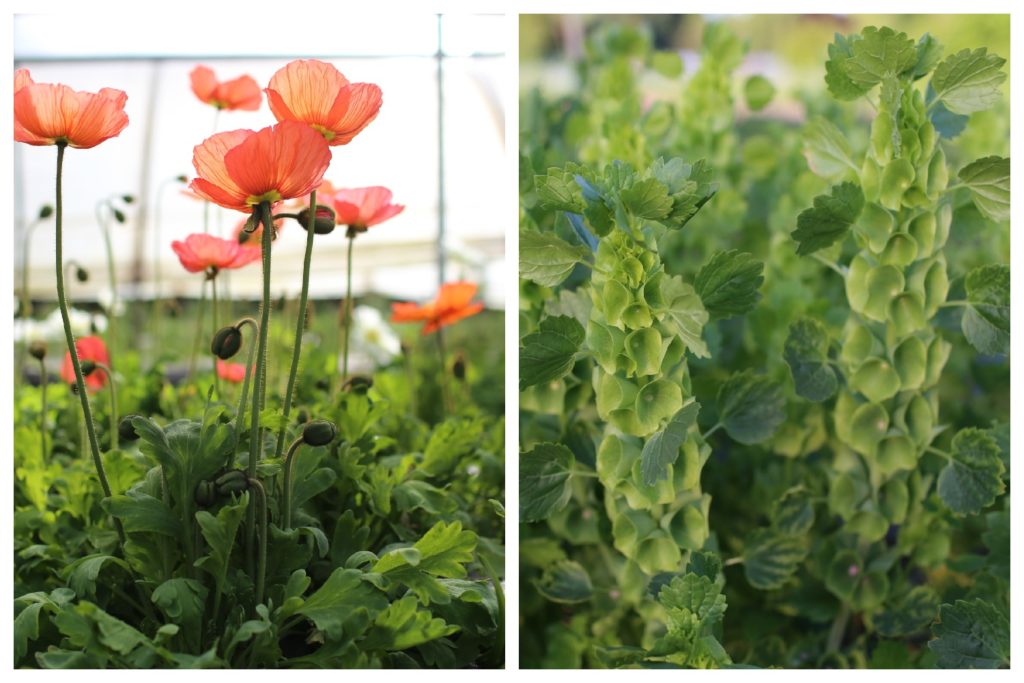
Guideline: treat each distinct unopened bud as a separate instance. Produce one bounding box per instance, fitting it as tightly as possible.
[302,420,338,447]
[298,205,336,235]
[453,353,466,381]
[112,208,127,224]
[80,360,98,376]
[28,340,47,361]
[242,212,261,233]
[38,205,54,220]
[76,266,89,283]
[121,195,135,204]
[175,175,188,184]
[211,325,243,360]
[342,376,373,394]
[118,414,142,442]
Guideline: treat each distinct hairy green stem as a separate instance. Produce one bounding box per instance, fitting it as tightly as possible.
[341,231,356,385]
[277,190,317,460]
[229,318,259,469]
[38,357,48,463]
[281,436,305,530]
[96,200,119,368]
[249,478,268,607]
[94,363,118,451]
[211,274,220,396]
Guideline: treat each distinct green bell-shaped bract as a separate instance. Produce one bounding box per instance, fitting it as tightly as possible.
[863,265,905,322]
[879,158,916,210]
[847,401,890,457]
[876,433,918,475]
[879,232,918,267]
[894,336,928,390]
[840,321,877,368]
[903,393,934,445]
[851,357,901,403]
[888,291,927,338]
[924,335,952,388]
[859,202,895,254]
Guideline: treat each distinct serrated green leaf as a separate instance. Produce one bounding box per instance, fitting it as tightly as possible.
[374,521,477,580]
[535,170,583,213]
[296,568,388,640]
[803,117,858,178]
[361,595,458,651]
[771,487,815,536]
[151,578,207,652]
[742,530,807,590]
[938,428,1005,514]
[931,48,1007,115]
[660,275,710,359]
[621,177,673,219]
[825,33,871,100]
[520,443,574,523]
[958,156,1009,222]
[534,560,593,603]
[194,493,248,605]
[102,491,182,538]
[912,33,944,79]
[929,598,1010,668]
[962,264,1009,356]
[783,318,838,402]
[694,250,764,320]
[659,573,727,627]
[844,26,916,87]
[519,315,585,391]
[792,182,865,255]
[640,401,700,486]
[520,230,591,287]
[717,371,786,445]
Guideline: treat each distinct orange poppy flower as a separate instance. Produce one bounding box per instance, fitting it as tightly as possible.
[216,360,247,383]
[391,282,485,335]
[190,65,262,111]
[332,186,404,232]
[172,233,261,273]
[265,59,382,146]
[13,69,128,149]
[61,336,110,391]
[189,120,331,213]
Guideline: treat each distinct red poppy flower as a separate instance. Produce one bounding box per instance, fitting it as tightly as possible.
[190,65,262,111]
[216,360,247,383]
[189,120,332,213]
[232,217,283,250]
[332,186,404,232]
[171,233,261,273]
[61,336,110,391]
[14,68,128,149]
[265,59,382,146]
[391,282,485,335]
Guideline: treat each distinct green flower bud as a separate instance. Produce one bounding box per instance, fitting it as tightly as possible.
[112,208,127,224]
[210,325,244,360]
[195,480,217,507]
[80,360,98,376]
[298,205,337,234]
[302,420,338,447]
[121,194,135,204]
[118,415,142,442]
[38,205,54,220]
[342,376,373,394]
[75,266,89,283]
[28,340,47,361]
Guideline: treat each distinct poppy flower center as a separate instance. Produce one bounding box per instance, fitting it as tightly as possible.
[311,124,336,141]
[246,190,283,205]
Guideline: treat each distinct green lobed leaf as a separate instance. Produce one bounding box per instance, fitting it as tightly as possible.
[519,315,585,391]
[519,230,592,287]
[962,264,1009,356]
[296,567,389,640]
[534,560,594,604]
[825,33,871,100]
[716,371,786,445]
[843,26,917,87]
[102,491,182,538]
[771,487,815,536]
[931,48,1007,115]
[660,275,710,359]
[520,443,575,523]
[694,250,764,320]
[783,318,838,402]
[803,117,858,178]
[640,401,700,487]
[659,573,727,628]
[929,598,1010,668]
[150,578,207,652]
[937,428,1005,515]
[360,595,458,652]
[792,182,865,255]
[875,586,940,637]
[620,177,673,220]
[534,170,583,213]
[958,156,1010,223]
[742,529,807,590]
[194,493,248,601]
[912,33,944,79]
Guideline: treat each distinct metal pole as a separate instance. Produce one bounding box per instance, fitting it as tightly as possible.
[436,13,446,286]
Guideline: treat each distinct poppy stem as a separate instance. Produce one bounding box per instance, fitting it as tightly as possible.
[435,329,453,416]
[53,144,131,553]
[187,280,208,385]
[281,435,305,530]
[341,232,356,384]
[211,274,220,396]
[38,357,48,463]
[96,201,118,370]
[245,202,274,581]
[229,317,259,470]
[276,191,316,461]
[248,477,268,608]
[93,363,119,451]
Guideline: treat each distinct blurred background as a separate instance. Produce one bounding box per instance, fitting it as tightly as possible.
[14,13,506,307]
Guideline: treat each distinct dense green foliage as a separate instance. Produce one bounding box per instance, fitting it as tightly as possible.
[519,18,1008,669]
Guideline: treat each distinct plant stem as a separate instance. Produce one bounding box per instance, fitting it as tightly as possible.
[281,436,305,530]
[211,274,220,396]
[249,478,268,607]
[341,231,356,383]
[723,556,744,567]
[701,422,723,440]
[96,201,118,369]
[826,603,850,653]
[277,190,317,461]
[478,552,504,661]
[38,357,48,463]
[246,202,274,579]
[435,329,453,416]
[187,280,208,384]
[229,318,259,469]
[95,363,118,451]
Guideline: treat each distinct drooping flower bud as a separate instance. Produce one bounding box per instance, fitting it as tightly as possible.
[452,352,466,381]
[118,414,142,442]
[215,469,250,495]
[75,266,89,282]
[342,375,373,394]
[38,205,54,220]
[80,360,98,376]
[211,325,243,359]
[28,340,47,361]
[175,175,188,183]
[112,208,127,223]
[298,205,336,235]
[302,420,338,447]
[121,194,135,204]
